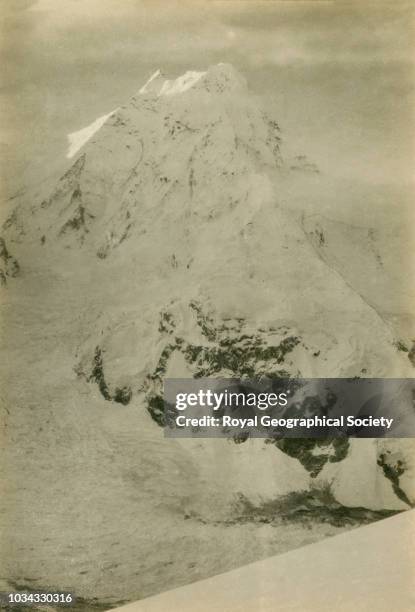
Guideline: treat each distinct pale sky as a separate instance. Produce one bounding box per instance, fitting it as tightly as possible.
[1,0,414,196]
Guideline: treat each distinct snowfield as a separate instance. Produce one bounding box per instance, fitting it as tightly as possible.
[112,510,415,612]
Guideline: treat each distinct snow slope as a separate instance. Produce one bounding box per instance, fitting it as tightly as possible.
[112,510,415,612]
[67,109,118,159]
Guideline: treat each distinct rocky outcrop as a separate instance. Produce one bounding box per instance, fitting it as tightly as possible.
[0,237,19,286]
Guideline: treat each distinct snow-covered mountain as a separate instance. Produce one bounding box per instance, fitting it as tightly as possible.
[1,63,414,603]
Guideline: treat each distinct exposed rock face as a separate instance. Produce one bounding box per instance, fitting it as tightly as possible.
[0,237,19,286]
[2,63,414,516]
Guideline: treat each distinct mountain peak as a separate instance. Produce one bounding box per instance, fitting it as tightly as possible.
[138,63,246,98]
[65,64,249,159]
[204,63,247,90]
[159,70,206,96]
[138,69,165,94]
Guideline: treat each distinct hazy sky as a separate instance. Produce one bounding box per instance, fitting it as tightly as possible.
[1,0,414,196]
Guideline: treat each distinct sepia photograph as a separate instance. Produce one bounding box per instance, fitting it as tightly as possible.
[1,1,414,610]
